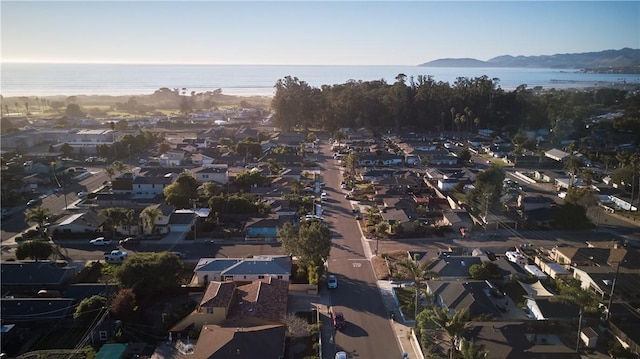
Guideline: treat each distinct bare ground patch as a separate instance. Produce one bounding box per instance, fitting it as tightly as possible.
[372,251,409,280]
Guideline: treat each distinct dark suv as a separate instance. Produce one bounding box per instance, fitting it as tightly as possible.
[332,311,346,330]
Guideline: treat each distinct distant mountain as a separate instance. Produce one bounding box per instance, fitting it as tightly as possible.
[419,48,640,69]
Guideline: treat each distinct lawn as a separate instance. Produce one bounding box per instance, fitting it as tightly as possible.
[394,286,428,320]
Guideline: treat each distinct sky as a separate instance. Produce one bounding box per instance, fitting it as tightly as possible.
[1,1,639,66]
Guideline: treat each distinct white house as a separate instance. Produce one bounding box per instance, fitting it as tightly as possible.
[188,165,229,184]
[193,255,291,284]
[159,150,186,167]
[49,211,106,234]
[132,173,177,196]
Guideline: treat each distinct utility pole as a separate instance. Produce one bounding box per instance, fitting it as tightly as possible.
[190,198,198,241]
[607,261,622,322]
[484,192,492,232]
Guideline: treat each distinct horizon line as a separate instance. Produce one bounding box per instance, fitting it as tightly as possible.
[1,60,422,67]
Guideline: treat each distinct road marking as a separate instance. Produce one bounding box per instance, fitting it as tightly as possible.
[352,262,361,268]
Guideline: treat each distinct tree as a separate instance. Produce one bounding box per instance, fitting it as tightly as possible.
[267,158,282,175]
[25,206,52,236]
[60,143,74,157]
[99,207,127,238]
[342,152,360,177]
[141,207,162,235]
[163,173,201,208]
[282,313,310,339]
[115,252,184,299]
[564,156,584,187]
[15,240,53,261]
[235,170,266,191]
[552,279,600,352]
[458,338,487,359]
[110,288,136,319]
[203,182,225,197]
[458,148,472,165]
[397,256,434,318]
[124,209,137,236]
[468,263,490,280]
[278,221,331,270]
[65,103,84,119]
[333,130,347,146]
[428,307,470,359]
[158,142,171,154]
[74,295,107,322]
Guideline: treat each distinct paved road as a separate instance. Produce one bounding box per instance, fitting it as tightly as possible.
[1,168,109,242]
[319,142,401,359]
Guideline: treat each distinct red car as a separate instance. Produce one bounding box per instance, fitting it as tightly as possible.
[332,311,346,330]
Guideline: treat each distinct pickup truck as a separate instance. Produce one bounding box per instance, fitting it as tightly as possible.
[104,250,128,263]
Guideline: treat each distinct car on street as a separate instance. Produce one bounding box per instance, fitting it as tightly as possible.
[335,352,348,359]
[77,191,88,198]
[119,237,141,246]
[90,237,112,246]
[340,183,348,190]
[303,214,324,221]
[495,303,509,312]
[332,311,346,329]
[320,192,328,201]
[26,199,40,207]
[327,274,338,289]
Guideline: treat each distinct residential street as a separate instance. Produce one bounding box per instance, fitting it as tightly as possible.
[318,142,403,359]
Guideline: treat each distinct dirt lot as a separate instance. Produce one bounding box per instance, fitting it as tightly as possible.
[372,251,410,280]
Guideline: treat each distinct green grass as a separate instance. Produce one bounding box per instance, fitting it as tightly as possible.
[394,286,428,320]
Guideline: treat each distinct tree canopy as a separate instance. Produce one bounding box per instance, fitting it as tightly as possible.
[163,173,201,208]
[278,221,331,269]
[15,240,53,261]
[115,252,184,299]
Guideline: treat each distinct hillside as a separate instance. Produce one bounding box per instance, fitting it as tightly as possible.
[419,48,640,70]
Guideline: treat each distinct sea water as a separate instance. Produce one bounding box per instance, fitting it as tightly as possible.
[2,63,639,98]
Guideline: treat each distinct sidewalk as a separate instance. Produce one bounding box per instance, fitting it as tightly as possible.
[378,280,424,359]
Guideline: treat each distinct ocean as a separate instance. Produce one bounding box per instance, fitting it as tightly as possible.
[2,63,639,98]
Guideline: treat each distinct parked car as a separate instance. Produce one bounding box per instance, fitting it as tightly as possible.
[320,192,328,201]
[119,237,141,246]
[77,191,88,198]
[335,352,348,359]
[340,183,348,190]
[90,237,112,246]
[327,274,338,289]
[332,311,346,329]
[303,214,324,221]
[26,199,40,207]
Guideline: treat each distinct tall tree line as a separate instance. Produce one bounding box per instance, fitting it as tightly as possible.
[271,74,636,139]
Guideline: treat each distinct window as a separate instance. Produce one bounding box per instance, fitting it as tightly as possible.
[206,307,214,314]
[99,331,108,341]
[258,275,264,279]
[277,275,283,279]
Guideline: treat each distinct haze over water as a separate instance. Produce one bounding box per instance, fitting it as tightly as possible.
[2,63,639,98]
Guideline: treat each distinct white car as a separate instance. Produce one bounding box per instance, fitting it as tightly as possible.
[327,274,338,289]
[90,237,112,246]
[335,352,348,359]
[320,192,328,201]
[77,191,88,198]
[303,214,324,221]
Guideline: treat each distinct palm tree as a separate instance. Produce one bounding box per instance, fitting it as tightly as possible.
[458,338,487,359]
[124,209,137,236]
[564,156,584,187]
[99,207,126,239]
[428,307,470,359]
[26,206,52,237]
[105,166,116,183]
[552,281,600,352]
[141,207,162,235]
[396,255,435,318]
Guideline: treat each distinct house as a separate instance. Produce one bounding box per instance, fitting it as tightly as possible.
[358,153,404,167]
[525,298,579,321]
[518,195,555,212]
[570,266,640,303]
[544,148,570,162]
[0,261,78,292]
[426,280,501,318]
[171,281,237,332]
[189,153,216,166]
[188,165,228,184]
[159,150,186,166]
[0,298,75,322]
[463,321,580,359]
[244,215,294,241]
[49,211,106,235]
[94,343,128,359]
[426,256,482,279]
[442,209,474,236]
[194,255,291,284]
[228,278,289,323]
[132,173,177,196]
[188,323,286,359]
[140,203,176,235]
[168,212,196,233]
[60,129,116,154]
[380,208,415,233]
